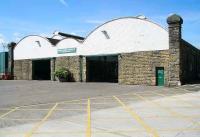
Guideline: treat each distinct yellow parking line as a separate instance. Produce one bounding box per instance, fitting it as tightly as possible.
[134,93,200,126]
[0,108,85,111]
[86,99,91,137]
[2,114,200,122]
[0,107,19,119]
[24,103,58,137]
[152,92,200,107]
[11,92,136,109]
[0,92,137,110]
[134,93,180,117]
[1,128,200,135]
[113,96,159,137]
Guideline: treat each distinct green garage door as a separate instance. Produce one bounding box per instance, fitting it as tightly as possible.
[156,67,164,86]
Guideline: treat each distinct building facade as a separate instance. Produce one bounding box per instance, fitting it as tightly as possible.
[12,14,200,86]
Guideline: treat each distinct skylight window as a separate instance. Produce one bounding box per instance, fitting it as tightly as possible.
[101,30,110,39]
[35,41,41,47]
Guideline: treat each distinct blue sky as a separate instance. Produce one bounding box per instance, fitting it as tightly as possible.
[0,0,200,51]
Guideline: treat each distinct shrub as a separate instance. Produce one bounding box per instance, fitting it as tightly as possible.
[54,67,70,81]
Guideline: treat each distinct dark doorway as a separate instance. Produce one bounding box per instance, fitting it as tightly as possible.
[156,67,165,86]
[32,59,51,80]
[86,55,118,83]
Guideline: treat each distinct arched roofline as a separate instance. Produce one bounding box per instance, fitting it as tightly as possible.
[83,16,168,43]
[51,34,65,40]
[15,35,53,48]
[55,37,83,46]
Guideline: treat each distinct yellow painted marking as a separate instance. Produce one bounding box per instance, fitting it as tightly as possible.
[12,92,134,109]
[0,107,19,119]
[86,99,91,137]
[2,91,135,110]
[25,103,58,137]
[134,93,200,126]
[113,96,159,137]
[0,108,85,111]
[2,114,199,122]
[134,93,181,116]
[1,128,200,135]
[153,92,200,107]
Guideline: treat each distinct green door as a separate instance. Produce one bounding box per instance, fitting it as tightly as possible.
[156,67,164,86]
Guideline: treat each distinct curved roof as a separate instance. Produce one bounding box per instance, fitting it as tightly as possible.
[14,35,57,60]
[14,17,169,60]
[80,17,169,56]
[51,35,65,40]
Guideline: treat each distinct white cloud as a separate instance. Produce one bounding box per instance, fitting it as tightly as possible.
[85,20,105,24]
[13,32,21,37]
[0,34,6,44]
[59,0,68,7]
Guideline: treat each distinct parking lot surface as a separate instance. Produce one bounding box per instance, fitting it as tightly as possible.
[0,81,200,137]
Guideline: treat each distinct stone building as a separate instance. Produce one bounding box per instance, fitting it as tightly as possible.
[12,14,200,86]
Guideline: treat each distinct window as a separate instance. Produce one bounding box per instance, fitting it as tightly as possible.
[35,41,41,47]
[101,30,110,39]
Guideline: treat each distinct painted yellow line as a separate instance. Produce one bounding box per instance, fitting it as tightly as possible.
[113,96,159,137]
[0,108,85,111]
[86,98,91,137]
[154,92,200,108]
[2,114,200,122]
[1,128,200,135]
[24,103,58,137]
[11,92,135,109]
[134,93,180,117]
[0,107,19,119]
[1,91,135,110]
[134,93,200,126]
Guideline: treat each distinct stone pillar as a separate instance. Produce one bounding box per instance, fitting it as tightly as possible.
[51,58,56,81]
[167,14,183,86]
[81,56,87,82]
[8,42,16,79]
[79,56,83,82]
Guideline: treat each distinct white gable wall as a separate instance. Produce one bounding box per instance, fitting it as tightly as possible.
[56,38,82,57]
[14,36,57,60]
[14,17,169,60]
[81,18,169,56]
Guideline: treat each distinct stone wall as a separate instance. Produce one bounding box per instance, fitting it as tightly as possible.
[181,40,200,84]
[55,56,82,82]
[119,50,169,86]
[14,60,32,80]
